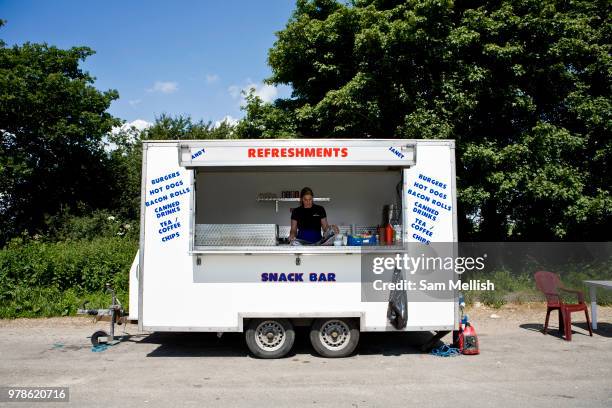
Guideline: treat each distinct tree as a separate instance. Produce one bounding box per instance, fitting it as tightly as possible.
[0,25,120,242]
[235,90,298,138]
[106,114,236,219]
[141,113,236,141]
[241,0,612,240]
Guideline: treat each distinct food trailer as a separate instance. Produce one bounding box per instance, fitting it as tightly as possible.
[129,139,458,358]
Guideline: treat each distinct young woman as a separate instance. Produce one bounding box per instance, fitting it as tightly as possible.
[289,187,339,243]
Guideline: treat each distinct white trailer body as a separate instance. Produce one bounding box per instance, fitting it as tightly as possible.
[130,139,458,347]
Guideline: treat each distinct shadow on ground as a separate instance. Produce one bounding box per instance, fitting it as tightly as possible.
[136,328,445,358]
[520,323,567,340]
[575,322,612,337]
[519,322,611,338]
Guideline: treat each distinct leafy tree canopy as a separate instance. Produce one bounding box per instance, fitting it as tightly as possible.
[240,0,612,240]
[106,114,236,220]
[0,23,120,241]
[141,113,236,141]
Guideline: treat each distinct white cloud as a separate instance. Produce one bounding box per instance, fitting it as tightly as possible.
[228,85,241,99]
[214,115,238,128]
[228,82,279,105]
[128,99,142,106]
[250,83,278,103]
[106,119,152,152]
[206,74,219,84]
[111,119,152,135]
[148,81,178,94]
[126,119,152,131]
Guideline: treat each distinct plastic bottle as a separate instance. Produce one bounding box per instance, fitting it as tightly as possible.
[392,224,402,244]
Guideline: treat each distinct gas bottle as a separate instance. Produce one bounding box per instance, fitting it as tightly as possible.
[452,315,467,348]
[460,322,480,355]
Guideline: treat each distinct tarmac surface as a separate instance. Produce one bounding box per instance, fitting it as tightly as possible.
[0,304,611,408]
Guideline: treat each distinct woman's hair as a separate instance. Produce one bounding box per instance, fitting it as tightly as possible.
[300,187,314,198]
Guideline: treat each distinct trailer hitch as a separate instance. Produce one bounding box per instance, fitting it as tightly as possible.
[77,283,128,346]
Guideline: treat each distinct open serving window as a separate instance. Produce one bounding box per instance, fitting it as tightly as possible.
[177,140,416,253]
[190,166,407,253]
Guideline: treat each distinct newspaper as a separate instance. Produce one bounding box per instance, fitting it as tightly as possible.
[290,229,337,246]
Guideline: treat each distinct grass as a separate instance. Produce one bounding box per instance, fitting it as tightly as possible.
[461,268,612,309]
[0,286,128,319]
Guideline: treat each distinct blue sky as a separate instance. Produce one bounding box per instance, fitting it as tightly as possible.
[1,0,296,127]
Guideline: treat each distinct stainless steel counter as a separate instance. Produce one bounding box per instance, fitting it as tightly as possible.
[191,244,406,254]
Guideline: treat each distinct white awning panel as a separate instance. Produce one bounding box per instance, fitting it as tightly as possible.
[177,139,416,167]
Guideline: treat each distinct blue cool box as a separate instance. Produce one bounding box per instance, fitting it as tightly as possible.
[347,235,377,246]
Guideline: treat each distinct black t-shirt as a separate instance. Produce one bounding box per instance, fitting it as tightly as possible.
[291,204,327,242]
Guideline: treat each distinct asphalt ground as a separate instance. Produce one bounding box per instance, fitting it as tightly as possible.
[0,304,610,408]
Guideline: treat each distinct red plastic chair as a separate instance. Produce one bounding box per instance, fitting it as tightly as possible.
[535,271,593,341]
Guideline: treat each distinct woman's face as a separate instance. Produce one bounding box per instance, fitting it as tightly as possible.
[302,194,313,208]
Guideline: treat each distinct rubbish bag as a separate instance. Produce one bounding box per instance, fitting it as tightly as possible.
[387,268,408,329]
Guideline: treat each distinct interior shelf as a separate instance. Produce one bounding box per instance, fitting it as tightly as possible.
[256,197,331,212]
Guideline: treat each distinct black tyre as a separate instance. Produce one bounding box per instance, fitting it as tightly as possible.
[91,330,109,346]
[310,318,360,358]
[245,319,295,359]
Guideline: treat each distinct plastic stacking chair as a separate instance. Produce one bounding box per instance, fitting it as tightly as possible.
[535,271,593,341]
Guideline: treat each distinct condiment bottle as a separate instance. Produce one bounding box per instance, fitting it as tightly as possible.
[385,224,394,245]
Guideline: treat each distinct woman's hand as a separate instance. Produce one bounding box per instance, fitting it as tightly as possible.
[289,220,298,242]
[321,218,339,235]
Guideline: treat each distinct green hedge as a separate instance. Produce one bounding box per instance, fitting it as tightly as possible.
[0,237,136,318]
[462,267,612,309]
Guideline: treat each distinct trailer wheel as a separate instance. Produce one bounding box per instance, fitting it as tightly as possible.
[245,319,295,359]
[310,318,359,358]
[91,330,108,346]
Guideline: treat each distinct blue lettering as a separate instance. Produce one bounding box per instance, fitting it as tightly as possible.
[161,232,180,242]
[261,273,334,282]
[146,195,168,207]
[149,187,163,196]
[411,223,433,237]
[261,273,305,282]
[407,188,430,202]
[418,174,448,190]
[309,273,335,282]
[432,199,452,211]
[191,148,205,159]
[388,146,405,159]
[169,187,190,198]
[158,221,181,235]
[156,206,180,218]
[152,171,180,185]
[412,233,430,245]
[155,201,180,213]
[165,180,184,190]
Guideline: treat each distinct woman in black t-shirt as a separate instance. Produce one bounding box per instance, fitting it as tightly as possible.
[289,187,339,243]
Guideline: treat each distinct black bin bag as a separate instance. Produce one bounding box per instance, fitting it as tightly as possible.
[387,268,408,329]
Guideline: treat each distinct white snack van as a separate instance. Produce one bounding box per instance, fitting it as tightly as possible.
[129,139,458,358]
